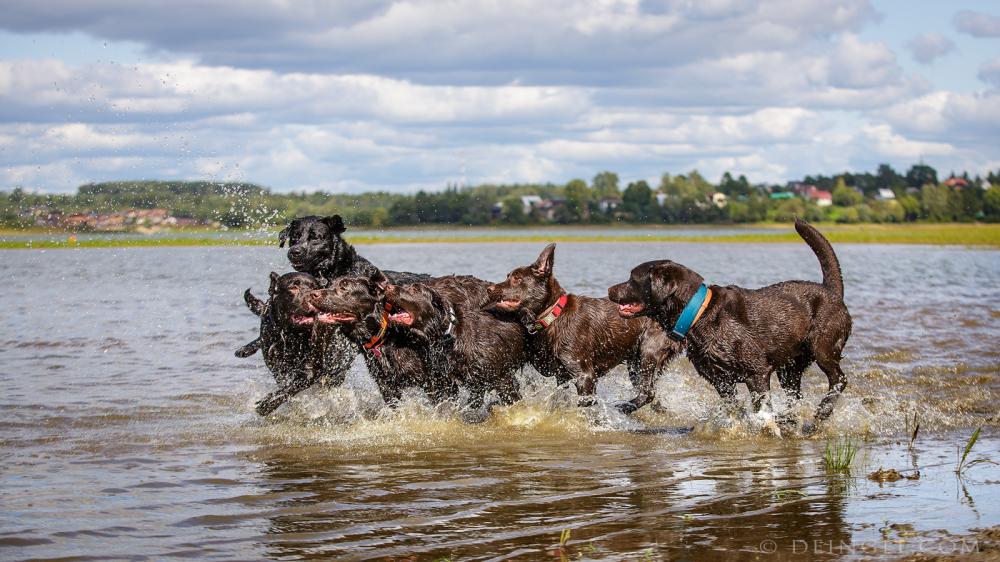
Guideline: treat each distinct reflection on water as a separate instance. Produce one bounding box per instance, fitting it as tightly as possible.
[1,241,998,560]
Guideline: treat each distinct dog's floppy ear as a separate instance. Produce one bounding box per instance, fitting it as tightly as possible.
[647,262,681,307]
[648,261,702,311]
[429,286,446,314]
[268,272,280,296]
[369,269,390,297]
[278,217,301,248]
[322,215,347,236]
[278,220,295,248]
[531,243,556,277]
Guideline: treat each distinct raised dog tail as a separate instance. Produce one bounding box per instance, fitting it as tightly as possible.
[244,288,265,316]
[794,217,844,298]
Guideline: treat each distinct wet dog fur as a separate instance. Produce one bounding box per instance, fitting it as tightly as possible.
[279,214,429,286]
[307,271,459,406]
[383,276,527,417]
[237,214,430,415]
[486,244,681,414]
[237,272,357,415]
[607,218,852,430]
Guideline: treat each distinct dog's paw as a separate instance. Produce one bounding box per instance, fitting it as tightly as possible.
[615,401,639,415]
[235,339,260,358]
[577,396,597,408]
[800,421,819,437]
[775,413,799,429]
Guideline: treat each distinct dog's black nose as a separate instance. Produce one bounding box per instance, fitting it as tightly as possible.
[288,246,305,258]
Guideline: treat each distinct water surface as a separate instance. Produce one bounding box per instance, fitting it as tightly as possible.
[1,242,998,560]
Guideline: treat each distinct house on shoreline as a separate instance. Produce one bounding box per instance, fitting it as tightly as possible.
[29,206,207,231]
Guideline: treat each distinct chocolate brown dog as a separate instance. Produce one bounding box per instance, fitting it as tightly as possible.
[384,276,527,417]
[486,244,681,413]
[307,271,459,406]
[608,218,851,430]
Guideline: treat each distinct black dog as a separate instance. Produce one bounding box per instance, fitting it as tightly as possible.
[608,218,852,430]
[237,272,357,416]
[306,271,461,406]
[279,214,429,286]
[383,276,527,417]
[238,214,429,415]
[486,244,681,414]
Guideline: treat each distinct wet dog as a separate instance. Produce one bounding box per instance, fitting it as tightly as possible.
[279,214,429,286]
[607,218,852,430]
[237,272,356,415]
[383,276,527,418]
[307,271,459,406]
[239,214,430,415]
[486,244,681,414]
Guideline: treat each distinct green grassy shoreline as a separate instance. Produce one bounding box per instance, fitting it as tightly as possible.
[1,223,998,249]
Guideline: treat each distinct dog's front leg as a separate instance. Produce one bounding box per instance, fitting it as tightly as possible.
[255,328,331,416]
[746,367,773,414]
[235,337,262,358]
[255,371,316,416]
[706,375,742,417]
[564,360,597,408]
[812,354,848,428]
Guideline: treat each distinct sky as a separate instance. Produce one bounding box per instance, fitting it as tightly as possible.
[0,0,998,194]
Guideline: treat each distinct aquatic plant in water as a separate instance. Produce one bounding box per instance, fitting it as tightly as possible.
[824,437,860,472]
[956,427,997,475]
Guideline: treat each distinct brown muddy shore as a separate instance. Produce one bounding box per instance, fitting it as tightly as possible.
[889,526,1000,561]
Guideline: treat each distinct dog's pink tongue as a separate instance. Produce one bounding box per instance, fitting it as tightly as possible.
[618,303,643,315]
[389,311,413,325]
[316,312,354,323]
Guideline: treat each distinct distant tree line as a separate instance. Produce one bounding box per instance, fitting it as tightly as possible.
[2,163,1000,229]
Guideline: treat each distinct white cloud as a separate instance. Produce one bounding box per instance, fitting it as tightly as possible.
[861,124,954,158]
[905,33,956,65]
[979,56,1000,88]
[0,59,592,124]
[0,0,996,193]
[885,91,1000,140]
[825,33,901,89]
[692,154,789,183]
[954,10,1000,38]
[0,0,879,83]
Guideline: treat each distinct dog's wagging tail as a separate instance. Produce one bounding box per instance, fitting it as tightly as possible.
[794,217,844,299]
[608,218,852,431]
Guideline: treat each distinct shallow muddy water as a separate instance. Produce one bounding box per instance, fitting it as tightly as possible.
[1,241,998,560]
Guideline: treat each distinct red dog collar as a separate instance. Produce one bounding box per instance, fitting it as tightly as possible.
[529,293,568,334]
[364,302,391,357]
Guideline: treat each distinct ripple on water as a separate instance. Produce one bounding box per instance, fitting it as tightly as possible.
[1,243,998,560]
